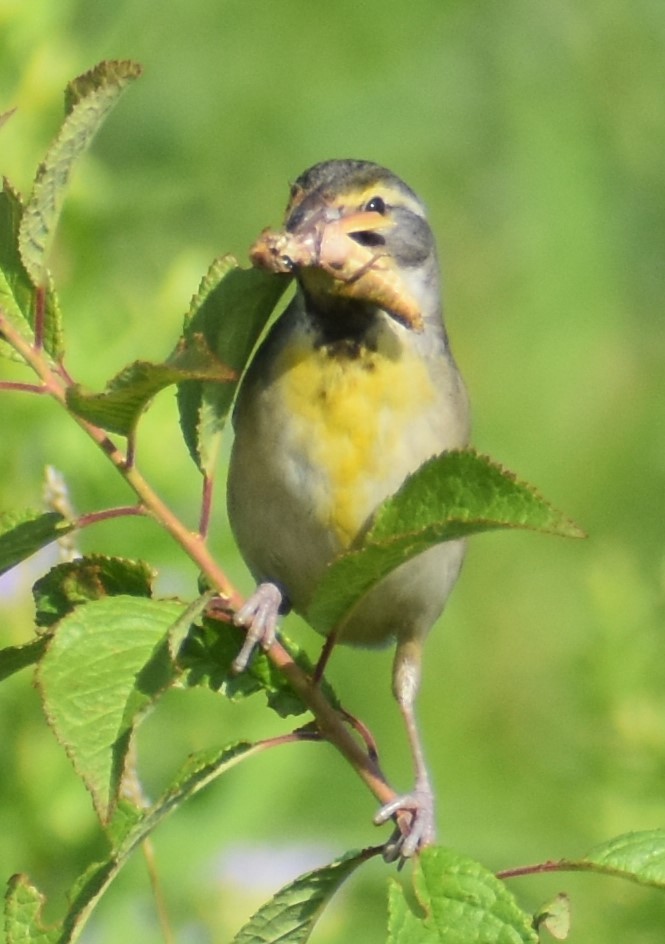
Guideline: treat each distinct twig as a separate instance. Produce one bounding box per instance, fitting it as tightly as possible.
[0,309,242,608]
[496,859,580,881]
[0,381,46,393]
[122,743,175,944]
[142,839,175,944]
[34,285,46,351]
[76,505,148,528]
[0,304,401,819]
[199,474,214,538]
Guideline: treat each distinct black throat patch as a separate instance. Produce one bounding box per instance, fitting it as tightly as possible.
[306,295,379,355]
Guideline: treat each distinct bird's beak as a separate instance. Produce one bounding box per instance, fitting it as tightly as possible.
[250,203,424,332]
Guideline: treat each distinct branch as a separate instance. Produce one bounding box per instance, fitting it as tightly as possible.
[0,305,400,818]
[0,309,241,606]
[0,381,46,394]
[76,505,148,528]
[496,858,600,881]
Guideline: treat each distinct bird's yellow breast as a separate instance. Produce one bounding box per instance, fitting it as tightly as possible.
[274,332,437,546]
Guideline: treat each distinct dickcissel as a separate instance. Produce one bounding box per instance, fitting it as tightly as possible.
[227,159,470,858]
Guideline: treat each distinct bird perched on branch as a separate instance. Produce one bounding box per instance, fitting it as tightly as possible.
[227,159,470,859]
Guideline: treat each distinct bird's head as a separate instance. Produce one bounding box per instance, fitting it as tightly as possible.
[251,160,443,333]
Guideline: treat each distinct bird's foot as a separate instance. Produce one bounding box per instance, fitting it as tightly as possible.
[232,582,283,672]
[374,781,436,863]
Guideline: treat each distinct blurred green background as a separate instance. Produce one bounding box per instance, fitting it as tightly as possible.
[1,0,664,941]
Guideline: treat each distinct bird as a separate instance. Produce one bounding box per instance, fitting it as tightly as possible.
[226,158,470,859]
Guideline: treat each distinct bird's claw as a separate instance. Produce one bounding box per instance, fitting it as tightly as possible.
[375,784,436,863]
[232,582,283,672]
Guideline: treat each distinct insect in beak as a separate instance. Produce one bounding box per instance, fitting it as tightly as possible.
[250,208,423,331]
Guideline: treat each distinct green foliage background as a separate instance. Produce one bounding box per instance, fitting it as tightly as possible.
[0,1,663,941]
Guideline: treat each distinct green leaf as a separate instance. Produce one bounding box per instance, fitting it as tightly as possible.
[66,333,236,436]
[306,450,585,634]
[64,742,259,941]
[18,60,142,287]
[0,509,74,577]
[36,595,187,822]
[581,829,665,890]
[231,847,380,944]
[4,874,59,944]
[178,616,339,718]
[32,555,154,628]
[368,451,585,542]
[388,846,538,944]
[130,740,259,842]
[533,893,570,941]
[177,258,290,474]
[4,742,260,944]
[0,638,48,682]
[63,60,140,115]
[184,254,237,324]
[166,591,216,659]
[0,179,63,359]
[0,181,34,344]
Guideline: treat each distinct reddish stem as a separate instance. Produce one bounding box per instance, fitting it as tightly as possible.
[313,631,338,684]
[55,361,76,385]
[199,474,214,538]
[0,305,400,822]
[76,505,148,529]
[34,285,46,351]
[0,309,242,608]
[126,430,137,470]
[258,728,322,751]
[339,708,380,763]
[0,381,46,394]
[496,859,576,881]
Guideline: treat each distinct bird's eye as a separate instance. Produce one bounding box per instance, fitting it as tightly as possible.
[365,195,386,214]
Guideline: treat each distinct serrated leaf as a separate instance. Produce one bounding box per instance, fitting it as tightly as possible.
[0,509,74,577]
[5,743,260,944]
[64,742,259,941]
[18,60,141,287]
[0,181,33,341]
[183,254,238,324]
[0,179,63,358]
[177,260,290,474]
[581,829,665,890]
[166,591,216,659]
[388,846,538,944]
[232,847,379,944]
[175,257,238,475]
[178,618,307,717]
[0,638,48,682]
[369,451,584,542]
[178,616,340,718]
[307,450,585,634]
[66,333,236,436]
[101,797,144,847]
[36,596,187,822]
[63,60,141,114]
[32,555,154,628]
[4,874,59,944]
[137,741,259,839]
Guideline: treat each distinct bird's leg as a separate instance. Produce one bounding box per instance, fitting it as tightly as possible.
[232,581,284,673]
[375,637,436,862]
